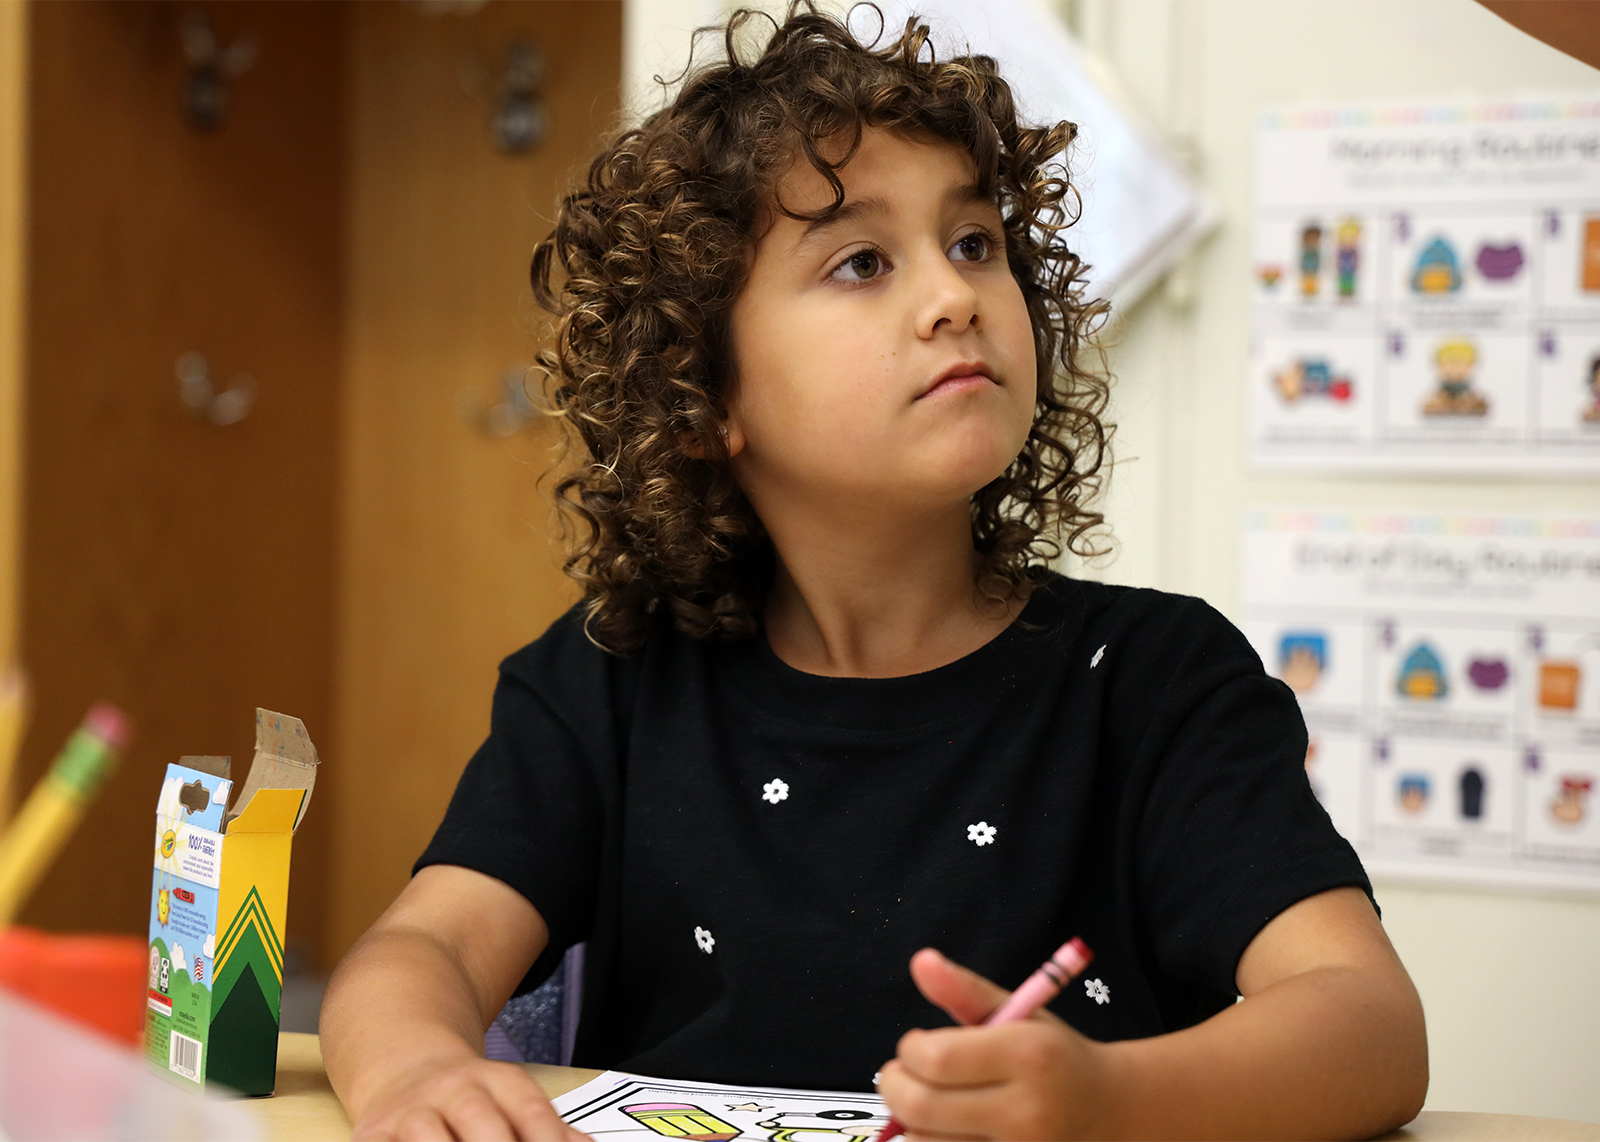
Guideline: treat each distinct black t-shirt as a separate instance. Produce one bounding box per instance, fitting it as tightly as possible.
[416,573,1372,1090]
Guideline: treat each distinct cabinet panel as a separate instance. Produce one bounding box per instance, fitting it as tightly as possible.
[329,1,618,959]
[19,1,342,955]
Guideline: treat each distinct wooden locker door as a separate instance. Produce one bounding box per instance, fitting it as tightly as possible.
[330,1,619,960]
[19,1,342,959]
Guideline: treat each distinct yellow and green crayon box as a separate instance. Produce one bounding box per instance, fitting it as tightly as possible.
[143,709,318,1095]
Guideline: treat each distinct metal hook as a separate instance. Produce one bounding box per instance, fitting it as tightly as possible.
[180,9,258,131]
[457,365,542,437]
[459,39,548,153]
[176,352,257,426]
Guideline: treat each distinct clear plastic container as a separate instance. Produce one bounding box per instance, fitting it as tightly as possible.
[0,988,255,1140]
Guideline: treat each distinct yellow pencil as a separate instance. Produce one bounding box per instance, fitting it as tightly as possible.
[0,703,130,926]
[0,668,27,825]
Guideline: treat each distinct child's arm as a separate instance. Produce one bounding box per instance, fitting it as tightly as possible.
[321,865,582,1142]
[875,886,1427,1141]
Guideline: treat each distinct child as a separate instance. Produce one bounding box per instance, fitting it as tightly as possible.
[321,6,1428,1139]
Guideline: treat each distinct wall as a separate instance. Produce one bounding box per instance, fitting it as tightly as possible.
[1066,0,1600,1123]
[620,0,1600,1123]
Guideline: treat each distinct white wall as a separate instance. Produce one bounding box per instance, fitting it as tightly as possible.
[1069,0,1600,1124]
[621,0,1600,1123]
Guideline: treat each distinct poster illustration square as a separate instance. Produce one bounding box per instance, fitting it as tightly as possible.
[1242,510,1600,894]
[1250,97,1600,472]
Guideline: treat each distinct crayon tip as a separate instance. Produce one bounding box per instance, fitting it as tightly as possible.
[1058,937,1093,973]
[83,703,132,751]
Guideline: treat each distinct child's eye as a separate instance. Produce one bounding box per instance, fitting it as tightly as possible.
[830,248,886,282]
[949,230,995,263]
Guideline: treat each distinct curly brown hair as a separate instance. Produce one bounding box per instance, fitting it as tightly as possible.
[531,2,1111,654]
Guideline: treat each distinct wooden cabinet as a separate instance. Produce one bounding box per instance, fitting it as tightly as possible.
[3,0,615,969]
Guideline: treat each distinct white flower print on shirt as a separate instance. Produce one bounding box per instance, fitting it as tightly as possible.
[967,821,998,846]
[695,926,715,954]
[1090,644,1106,669]
[1085,978,1110,1005]
[762,778,789,804]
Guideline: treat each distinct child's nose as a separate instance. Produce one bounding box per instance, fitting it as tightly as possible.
[913,253,982,339]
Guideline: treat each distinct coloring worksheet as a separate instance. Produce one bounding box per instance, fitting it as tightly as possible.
[554,1071,889,1142]
[1241,510,1600,894]
[1249,96,1600,472]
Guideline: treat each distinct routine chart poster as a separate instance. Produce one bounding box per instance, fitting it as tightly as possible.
[1249,97,1600,472]
[1241,510,1600,894]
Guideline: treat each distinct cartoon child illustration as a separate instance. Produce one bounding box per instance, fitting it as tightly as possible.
[1411,235,1462,294]
[1582,354,1600,423]
[1396,642,1448,701]
[756,1109,889,1142]
[1398,774,1429,814]
[1551,775,1593,825]
[1273,358,1352,404]
[1422,339,1489,417]
[1299,223,1322,298]
[1278,631,1328,693]
[1335,218,1361,299]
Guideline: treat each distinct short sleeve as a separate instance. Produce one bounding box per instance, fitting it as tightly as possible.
[413,667,606,976]
[1130,604,1373,996]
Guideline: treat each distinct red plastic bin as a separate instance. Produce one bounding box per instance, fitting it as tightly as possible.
[0,926,147,1046]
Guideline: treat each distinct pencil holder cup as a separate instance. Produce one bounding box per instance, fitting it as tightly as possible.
[0,926,147,1046]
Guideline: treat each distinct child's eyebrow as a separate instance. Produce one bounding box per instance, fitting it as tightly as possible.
[793,195,891,251]
[791,180,991,254]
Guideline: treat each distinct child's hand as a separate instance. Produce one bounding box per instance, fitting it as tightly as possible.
[875,948,1114,1142]
[350,1052,586,1142]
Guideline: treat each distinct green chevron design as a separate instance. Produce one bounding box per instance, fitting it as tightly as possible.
[216,886,283,983]
[213,903,283,1017]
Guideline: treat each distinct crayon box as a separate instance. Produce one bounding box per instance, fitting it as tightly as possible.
[143,709,318,1095]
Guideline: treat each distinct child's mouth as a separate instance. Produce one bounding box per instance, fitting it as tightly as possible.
[919,364,997,399]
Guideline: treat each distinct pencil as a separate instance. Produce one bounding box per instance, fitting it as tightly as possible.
[874,938,1094,1142]
[0,668,27,826]
[0,703,131,926]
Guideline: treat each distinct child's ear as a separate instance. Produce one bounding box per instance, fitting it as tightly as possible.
[679,421,745,460]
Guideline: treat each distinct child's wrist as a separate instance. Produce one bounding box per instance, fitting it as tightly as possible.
[1079,1038,1148,1141]
[339,1027,485,1121]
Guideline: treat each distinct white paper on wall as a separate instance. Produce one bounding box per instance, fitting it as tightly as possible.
[867,0,1215,312]
[1241,509,1600,895]
[1249,95,1600,473]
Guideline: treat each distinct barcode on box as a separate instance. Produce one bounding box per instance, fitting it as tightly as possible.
[168,1030,203,1081]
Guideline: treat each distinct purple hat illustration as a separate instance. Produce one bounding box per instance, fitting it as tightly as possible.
[1475,242,1524,281]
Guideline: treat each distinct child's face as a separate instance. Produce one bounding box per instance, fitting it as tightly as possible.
[726,129,1037,520]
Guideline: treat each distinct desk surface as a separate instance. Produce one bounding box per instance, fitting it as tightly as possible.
[259,1033,1600,1142]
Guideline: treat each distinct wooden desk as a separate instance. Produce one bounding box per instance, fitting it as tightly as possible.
[254,1033,1600,1142]
[257,1032,602,1141]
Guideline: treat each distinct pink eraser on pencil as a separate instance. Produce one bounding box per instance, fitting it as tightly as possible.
[83,703,132,751]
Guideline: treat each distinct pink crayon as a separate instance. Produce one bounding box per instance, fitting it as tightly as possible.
[874,938,1093,1142]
